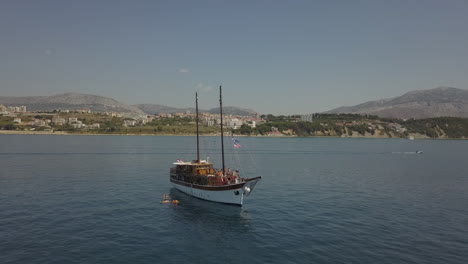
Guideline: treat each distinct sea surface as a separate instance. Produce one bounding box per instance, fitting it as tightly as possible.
[1,135,467,264]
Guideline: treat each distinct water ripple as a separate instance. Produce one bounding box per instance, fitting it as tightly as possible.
[1,135,468,263]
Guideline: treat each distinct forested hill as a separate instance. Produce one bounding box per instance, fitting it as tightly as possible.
[237,114,468,139]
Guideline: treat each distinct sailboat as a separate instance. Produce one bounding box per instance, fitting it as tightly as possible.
[170,86,262,206]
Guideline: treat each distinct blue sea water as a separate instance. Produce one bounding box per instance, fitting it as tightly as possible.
[1,135,467,264]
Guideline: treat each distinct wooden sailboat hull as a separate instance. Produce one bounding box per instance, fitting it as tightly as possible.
[170,177,261,206]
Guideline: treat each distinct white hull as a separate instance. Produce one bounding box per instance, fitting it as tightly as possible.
[171,181,244,205]
[170,177,261,206]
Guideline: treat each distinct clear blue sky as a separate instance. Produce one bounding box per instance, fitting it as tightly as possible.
[1,0,468,114]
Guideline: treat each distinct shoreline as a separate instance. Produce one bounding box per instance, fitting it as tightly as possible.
[0,130,466,140]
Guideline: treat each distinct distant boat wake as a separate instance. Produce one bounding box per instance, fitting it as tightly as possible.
[392,150,424,155]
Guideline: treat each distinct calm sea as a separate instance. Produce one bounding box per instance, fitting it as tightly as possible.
[1,135,467,264]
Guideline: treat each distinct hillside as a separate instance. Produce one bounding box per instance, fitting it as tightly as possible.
[234,114,468,139]
[326,87,468,119]
[133,104,195,115]
[0,93,144,114]
[133,104,257,116]
[0,92,258,116]
[207,106,257,116]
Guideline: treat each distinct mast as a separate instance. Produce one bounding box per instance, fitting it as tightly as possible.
[196,92,200,163]
[219,86,225,175]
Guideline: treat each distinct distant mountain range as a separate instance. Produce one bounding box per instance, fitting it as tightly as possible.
[0,92,257,116]
[206,106,258,116]
[132,104,193,115]
[0,93,145,114]
[3,87,468,119]
[326,87,468,119]
[132,104,257,116]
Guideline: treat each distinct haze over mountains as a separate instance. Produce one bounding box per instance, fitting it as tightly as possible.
[132,104,257,116]
[0,93,145,114]
[0,93,257,116]
[2,87,468,119]
[326,87,468,119]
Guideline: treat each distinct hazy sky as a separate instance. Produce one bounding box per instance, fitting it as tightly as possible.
[1,0,468,114]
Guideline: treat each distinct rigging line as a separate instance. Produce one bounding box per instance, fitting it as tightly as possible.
[201,134,212,164]
[180,134,194,163]
[196,92,200,163]
[249,140,259,175]
[240,137,258,176]
[230,141,240,173]
[219,85,226,175]
[203,135,214,162]
[200,133,204,159]
[233,134,251,178]
[212,135,218,159]
[231,135,244,175]
[235,147,245,178]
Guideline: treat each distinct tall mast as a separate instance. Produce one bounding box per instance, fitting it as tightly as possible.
[196,92,200,163]
[219,86,225,175]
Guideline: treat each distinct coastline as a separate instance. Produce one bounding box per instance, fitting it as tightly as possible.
[0,130,466,139]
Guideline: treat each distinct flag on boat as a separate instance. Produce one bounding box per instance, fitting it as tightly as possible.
[232,138,241,148]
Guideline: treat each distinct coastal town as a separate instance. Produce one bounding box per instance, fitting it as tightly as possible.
[1,104,468,139]
[0,104,268,134]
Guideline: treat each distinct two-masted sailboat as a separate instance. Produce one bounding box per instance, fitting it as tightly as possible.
[170,86,261,206]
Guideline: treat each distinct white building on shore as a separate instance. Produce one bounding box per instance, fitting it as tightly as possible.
[301,114,314,122]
